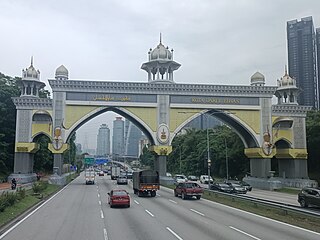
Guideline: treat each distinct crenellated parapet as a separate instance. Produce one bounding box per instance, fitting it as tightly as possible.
[272,105,312,117]
[12,97,53,110]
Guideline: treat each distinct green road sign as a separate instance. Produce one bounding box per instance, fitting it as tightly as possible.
[84,157,95,165]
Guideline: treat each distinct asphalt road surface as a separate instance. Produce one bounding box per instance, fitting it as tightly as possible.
[1,173,319,240]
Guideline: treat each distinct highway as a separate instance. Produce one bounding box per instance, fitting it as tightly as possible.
[1,173,319,240]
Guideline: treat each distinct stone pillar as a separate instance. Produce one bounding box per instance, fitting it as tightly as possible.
[250,158,271,178]
[53,154,64,175]
[154,155,167,177]
[278,159,308,179]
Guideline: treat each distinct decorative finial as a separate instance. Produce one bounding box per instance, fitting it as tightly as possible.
[31,56,34,66]
[285,65,288,76]
[160,32,162,44]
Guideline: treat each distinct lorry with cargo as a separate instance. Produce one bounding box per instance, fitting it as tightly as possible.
[111,166,121,180]
[133,170,160,197]
[85,169,95,185]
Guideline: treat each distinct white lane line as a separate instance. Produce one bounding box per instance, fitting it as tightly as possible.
[190,208,205,216]
[103,228,109,240]
[166,227,184,240]
[98,193,100,198]
[100,210,104,219]
[229,226,261,240]
[145,209,155,217]
[0,183,70,239]
[169,199,177,204]
[157,193,161,197]
[134,200,140,205]
[98,200,101,205]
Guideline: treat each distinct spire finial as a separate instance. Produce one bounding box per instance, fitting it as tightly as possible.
[31,56,34,66]
[285,65,288,76]
[160,32,162,44]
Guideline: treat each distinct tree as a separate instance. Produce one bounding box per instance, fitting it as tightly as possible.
[139,145,155,169]
[33,135,53,173]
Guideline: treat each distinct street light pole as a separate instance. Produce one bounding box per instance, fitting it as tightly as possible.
[207,115,211,189]
[179,145,182,174]
[225,137,229,180]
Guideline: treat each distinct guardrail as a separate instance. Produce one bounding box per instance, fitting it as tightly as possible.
[205,188,320,218]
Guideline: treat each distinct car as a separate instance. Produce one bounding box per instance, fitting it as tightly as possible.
[210,182,234,193]
[98,171,104,176]
[174,182,203,200]
[108,189,130,208]
[117,175,128,185]
[298,187,320,208]
[239,181,252,191]
[188,175,198,181]
[200,175,214,184]
[174,174,187,184]
[126,171,133,179]
[225,182,247,194]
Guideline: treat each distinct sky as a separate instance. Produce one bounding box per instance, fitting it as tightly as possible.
[1,0,320,150]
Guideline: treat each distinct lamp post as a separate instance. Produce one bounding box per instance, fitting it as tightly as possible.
[206,122,211,189]
[179,145,182,174]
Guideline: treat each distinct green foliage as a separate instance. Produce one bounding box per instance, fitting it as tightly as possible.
[168,126,249,179]
[0,191,23,212]
[32,181,48,193]
[306,110,320,178]
[33,135,53,173]
[139,145,155,168]
[64,133,77,165]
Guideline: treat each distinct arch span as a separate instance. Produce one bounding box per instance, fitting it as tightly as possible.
[64,106,155,145]
[171,109,259,148]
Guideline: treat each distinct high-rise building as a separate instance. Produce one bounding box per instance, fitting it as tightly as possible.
[316,28,320,108]
[287,16,318,108]
[112,117,124,157]
[124,119,143,157]
[96,124,110,156]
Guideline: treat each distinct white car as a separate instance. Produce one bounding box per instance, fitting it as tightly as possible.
[174,175,187,184]
[200,175,214,184]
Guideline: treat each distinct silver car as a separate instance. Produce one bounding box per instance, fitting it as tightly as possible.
[117,175,128,185]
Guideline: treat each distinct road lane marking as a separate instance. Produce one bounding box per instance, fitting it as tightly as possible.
[134,200,140,205]
[169,199,177,204]
[145,209,154,217]
[157,193,161,196]
[201,198,320,236]
[166,227,184,240]
[98,200,101,205]
[190,208,205,216]
[0,183,70,239]
[98,193,100,198]
[229,226,261,240]
[100,210,104,219]
[103,228,109,240]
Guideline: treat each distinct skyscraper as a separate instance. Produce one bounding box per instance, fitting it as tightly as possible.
[287,16,318,108]
[96,124,110,156]
[316,27,320,109]
[112,117,124,157]
[124,119,143,157]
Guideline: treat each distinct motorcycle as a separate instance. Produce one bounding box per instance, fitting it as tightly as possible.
[11,182,17,190]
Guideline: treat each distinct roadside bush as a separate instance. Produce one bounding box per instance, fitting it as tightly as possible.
[0,192,18,212]
[32,181,48,193]
[16,188,26,200]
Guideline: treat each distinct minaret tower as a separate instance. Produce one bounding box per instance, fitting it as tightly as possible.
[19,57,45,97]
[275,66,300,105]
[141,34,181,83]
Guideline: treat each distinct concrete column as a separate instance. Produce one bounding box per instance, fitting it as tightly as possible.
[53,154,64,175]
[154,155,167,177]
[13,152,34,174]
[250,158,271,178]
[278,159,308,179]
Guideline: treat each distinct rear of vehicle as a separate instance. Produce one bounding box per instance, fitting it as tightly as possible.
[174,175,187,184]
[117,175,128,185]
[188,175,198,181]
[133,170,160,197]
[85,170,95,185]
[174,182,203,200]
[227,182,247,194]
[210,183,234,193]
[108,190,130,208]
[200,175,213,184]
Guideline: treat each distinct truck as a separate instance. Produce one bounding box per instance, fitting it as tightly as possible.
[111,166,121,180]
[174,182,203,200]
[85,169,95,185]
[133,170,160,197]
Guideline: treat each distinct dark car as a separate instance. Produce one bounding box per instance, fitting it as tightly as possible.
[108,189,130,208]
[210,182,234,193]
[298,187,320,208]
[226,182,247,194]
[239,181,252,191]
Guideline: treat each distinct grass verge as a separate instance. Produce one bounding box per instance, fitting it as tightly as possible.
[0,183,60,228]
[273,188,301,195]
[203,190,320,233]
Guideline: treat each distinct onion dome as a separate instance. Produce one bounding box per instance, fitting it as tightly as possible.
[55,65,69,80]
[150,42,172,60]
[22,57,40,81]
[250,71,265,86]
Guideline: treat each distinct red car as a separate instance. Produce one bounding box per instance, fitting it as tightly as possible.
[108,189,130,208]
[174,182,203,200]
